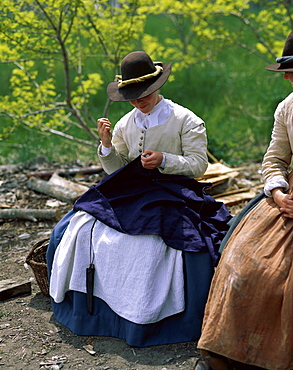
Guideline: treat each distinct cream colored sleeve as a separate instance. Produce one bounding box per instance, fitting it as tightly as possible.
[262,100,292,196]
[97,112,131,174]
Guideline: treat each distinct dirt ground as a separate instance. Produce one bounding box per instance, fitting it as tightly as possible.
[0,158,262,370]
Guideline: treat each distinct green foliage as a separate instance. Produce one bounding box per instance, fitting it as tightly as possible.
[1,0,293,166]
[0,0,147,146]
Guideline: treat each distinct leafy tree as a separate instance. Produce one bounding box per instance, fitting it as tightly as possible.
[140,0,293,69]
[1,0,293,163]
[0,0,146,147]
[140,0,293,164]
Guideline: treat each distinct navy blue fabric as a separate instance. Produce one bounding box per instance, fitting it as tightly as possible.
[47,157,231,346]
[47,215,214,347]
[74,156,231,265]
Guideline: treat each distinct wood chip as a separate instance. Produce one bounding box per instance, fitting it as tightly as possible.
[83,344,96,355]
[214,189,258,206]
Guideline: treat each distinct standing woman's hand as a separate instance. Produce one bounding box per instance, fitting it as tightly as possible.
[279,192,293,218]
[272,187,293,218]
[97,118,112,148]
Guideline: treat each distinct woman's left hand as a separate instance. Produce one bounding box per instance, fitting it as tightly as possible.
[141,150,163,169]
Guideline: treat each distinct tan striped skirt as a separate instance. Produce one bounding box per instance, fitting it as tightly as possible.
[198,197,293,370]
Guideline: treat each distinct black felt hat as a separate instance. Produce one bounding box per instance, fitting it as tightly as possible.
[107,51,172,101]
[266,31,293,72]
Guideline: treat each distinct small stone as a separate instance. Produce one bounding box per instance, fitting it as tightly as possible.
[18,233,31,240]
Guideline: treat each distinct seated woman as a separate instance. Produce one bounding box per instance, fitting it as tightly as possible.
[46,51,231,347]
[195,31,293,370]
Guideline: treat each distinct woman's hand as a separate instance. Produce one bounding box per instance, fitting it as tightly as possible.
[97,118,112,148]
[141,150,163,169]
[272,187,293,218]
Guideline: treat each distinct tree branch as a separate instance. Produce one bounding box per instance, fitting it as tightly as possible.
[45,128,97,147]
[230,11,277,58]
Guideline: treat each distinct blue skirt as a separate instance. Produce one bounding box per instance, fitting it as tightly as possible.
[47,210,214,347]
[47,158,231,347]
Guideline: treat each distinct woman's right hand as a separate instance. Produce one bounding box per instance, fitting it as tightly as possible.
[97,118,112,148]
[272,187,293,218]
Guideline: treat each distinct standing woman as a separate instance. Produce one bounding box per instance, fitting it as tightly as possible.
[195,32,293,370]
[47,51,231,347]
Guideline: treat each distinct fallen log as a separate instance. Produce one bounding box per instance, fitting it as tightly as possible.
[27,165,104,180]
[27,176,81,203]
[0,208,61,222]
[0,279,31,300]
[48,172,89,194]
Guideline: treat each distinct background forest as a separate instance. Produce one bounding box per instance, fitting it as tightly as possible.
[1,0,293,166]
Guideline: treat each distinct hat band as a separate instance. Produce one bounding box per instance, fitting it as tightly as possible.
[116,64,163,88]
[276,55,293,64]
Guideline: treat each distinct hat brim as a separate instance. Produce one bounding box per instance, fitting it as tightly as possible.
[266,63,293,72]
[107,62,172,102]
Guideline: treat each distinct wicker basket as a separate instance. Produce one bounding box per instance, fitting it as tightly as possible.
[26,238,50,297]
